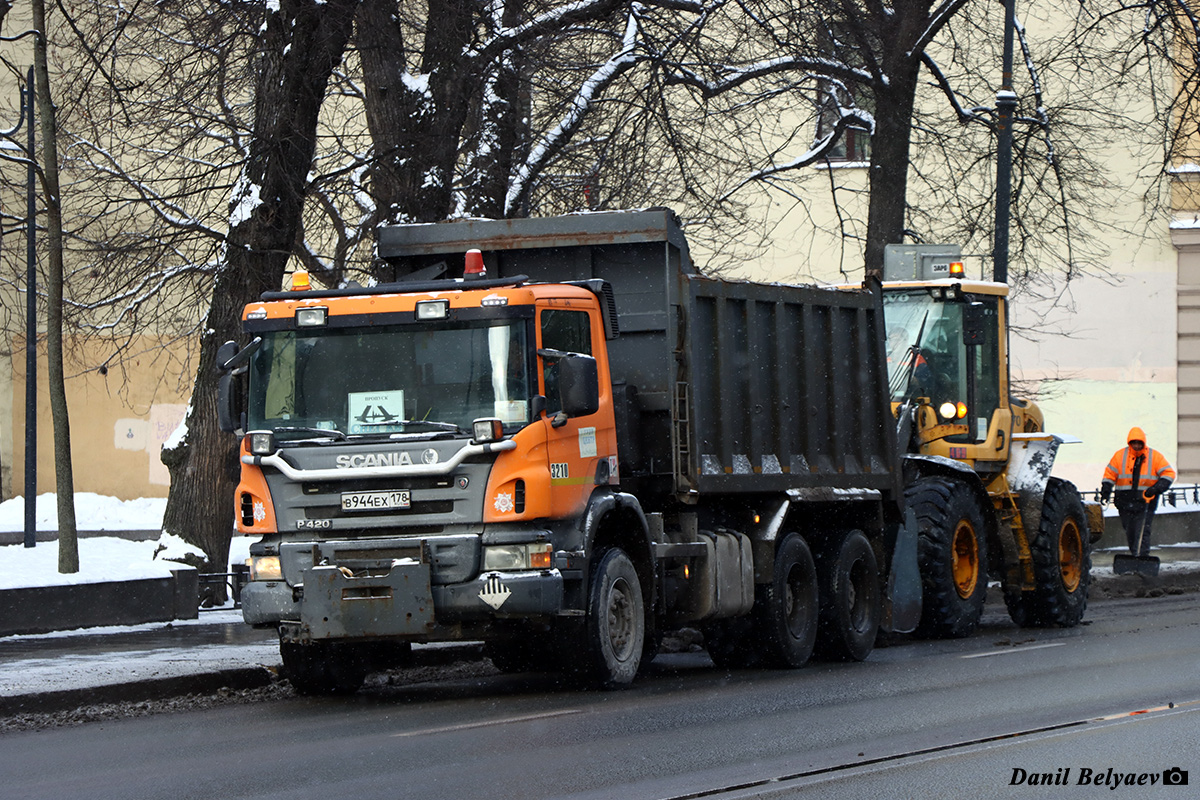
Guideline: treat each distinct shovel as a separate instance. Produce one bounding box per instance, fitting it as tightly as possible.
[1113,490,1160,577]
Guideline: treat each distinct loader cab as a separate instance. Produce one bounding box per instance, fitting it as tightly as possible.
[880,245,1018,477]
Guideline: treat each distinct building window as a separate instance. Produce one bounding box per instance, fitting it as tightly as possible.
[815,85,872,164]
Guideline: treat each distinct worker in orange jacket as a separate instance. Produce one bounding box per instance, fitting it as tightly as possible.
[1100,427,1176,557]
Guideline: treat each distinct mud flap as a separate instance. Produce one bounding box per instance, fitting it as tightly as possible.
[298,563,436,640]
[882,508,921,633]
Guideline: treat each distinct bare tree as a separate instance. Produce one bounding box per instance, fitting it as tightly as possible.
[159,0,361,575]
[636,0,1162,294]
[31,0,79,572]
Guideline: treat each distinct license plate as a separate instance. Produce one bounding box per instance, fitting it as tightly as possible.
[341,490,411,511]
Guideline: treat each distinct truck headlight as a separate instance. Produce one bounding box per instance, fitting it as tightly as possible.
[247,431,274,455]
[472,417,504,444]
[248,555,282,581]
[483,543,553,571]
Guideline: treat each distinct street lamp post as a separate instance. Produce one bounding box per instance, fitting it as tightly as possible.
[993,0,1017,285]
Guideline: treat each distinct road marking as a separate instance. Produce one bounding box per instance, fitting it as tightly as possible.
[961,642,1066,659]
[391,708,582,738]
[659,698,1200,799]
[1093,698,1200,721]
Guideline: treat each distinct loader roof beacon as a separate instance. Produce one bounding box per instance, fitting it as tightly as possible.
[873,243,1103,639]
[215,211,1084,695]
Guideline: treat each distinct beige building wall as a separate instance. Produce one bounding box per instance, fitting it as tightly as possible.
[5,336,192,501]
[699,124,1179,493]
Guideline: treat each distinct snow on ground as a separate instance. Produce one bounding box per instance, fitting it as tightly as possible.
[0,493,252,591]
[0,492,166,532]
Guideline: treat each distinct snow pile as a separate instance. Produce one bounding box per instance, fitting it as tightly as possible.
[0,533,254,591]
[0,493,253,591]
[0,493,166,532]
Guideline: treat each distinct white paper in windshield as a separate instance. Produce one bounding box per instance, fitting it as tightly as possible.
[348,390,406,434]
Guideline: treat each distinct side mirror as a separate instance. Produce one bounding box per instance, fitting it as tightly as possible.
[963,301,985,346]
[216,340,238,371]
[217,372,244,434]
[558,354,600,418]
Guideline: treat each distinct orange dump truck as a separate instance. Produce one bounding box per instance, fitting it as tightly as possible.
[218,209,920,692]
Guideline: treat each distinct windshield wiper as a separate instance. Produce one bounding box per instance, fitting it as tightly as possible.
[351,418,464,433]
[273,426,347,441]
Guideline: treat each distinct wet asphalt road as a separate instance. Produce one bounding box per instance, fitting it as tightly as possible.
[3,587,1200,800]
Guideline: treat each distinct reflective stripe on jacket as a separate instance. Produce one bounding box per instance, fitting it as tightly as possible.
[1102,446,1176,491]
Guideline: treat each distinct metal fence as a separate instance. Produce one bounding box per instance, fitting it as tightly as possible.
[1079,483,1200,509]
[197,563,250,611]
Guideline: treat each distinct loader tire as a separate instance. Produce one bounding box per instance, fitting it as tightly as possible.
[573,547,645,688]
[755,532,820,668]
[280,640,370,695]
[1014,477,1091,628]
[813,530,880,662]
[908,477,989,639]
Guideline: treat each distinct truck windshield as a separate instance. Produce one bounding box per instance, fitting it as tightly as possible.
[882,289,1001,439]
[246,320,532,439]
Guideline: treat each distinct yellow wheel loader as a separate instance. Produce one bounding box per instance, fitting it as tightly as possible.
[877,245,1104,637]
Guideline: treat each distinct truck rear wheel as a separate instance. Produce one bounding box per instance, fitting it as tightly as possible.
[754,532,820,668]
[703,616,758,668]
[814,530,880,661]
[280,640,370,695]
[1009,477,1091,628]
[577,548,645,687]
[908,477,989,639]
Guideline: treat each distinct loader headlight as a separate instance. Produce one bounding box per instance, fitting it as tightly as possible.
[939,402,968,420]
[248,555,282,581]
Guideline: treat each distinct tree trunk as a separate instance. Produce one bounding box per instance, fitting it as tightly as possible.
[358,0,474,231]
[461,1,527,219]
[32,0,78,573]
[161,0,360,581]
[863,61,921,277]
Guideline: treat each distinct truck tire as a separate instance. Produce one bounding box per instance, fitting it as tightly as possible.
[484,637,558,674]
[577,548,645,687]
[752,532,820,668]
[813,530,880,662]
[908,477,989,639]
[703,616,759,669]
[280,640,370,695]
[1009,477,1091,628]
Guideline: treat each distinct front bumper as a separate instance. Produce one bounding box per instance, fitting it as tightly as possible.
[244,565,564,642]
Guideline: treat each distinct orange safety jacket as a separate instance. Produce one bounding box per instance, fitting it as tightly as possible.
[1102,444,1175,492]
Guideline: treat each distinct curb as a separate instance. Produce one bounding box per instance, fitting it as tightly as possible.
[0,666,277,716]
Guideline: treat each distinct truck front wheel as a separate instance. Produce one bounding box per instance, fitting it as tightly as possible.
[280,640,370,695]
[578,548,645,688]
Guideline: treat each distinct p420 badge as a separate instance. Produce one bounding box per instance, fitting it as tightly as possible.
[296,519,332,530]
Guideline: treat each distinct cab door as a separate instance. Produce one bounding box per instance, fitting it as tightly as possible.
[537,301,618,519]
